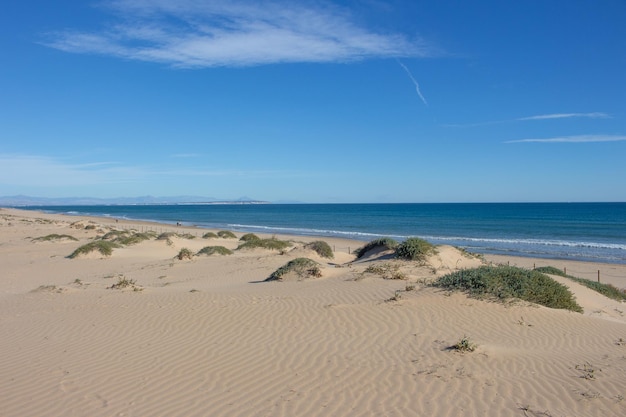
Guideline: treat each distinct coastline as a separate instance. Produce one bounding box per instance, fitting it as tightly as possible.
[16,202,626,266]
[2,207,626,417]
[6,206,626,284]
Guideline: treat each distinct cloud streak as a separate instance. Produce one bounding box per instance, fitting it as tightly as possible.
[397,61,428,106]
[446,112,611,128]
[44,0,435,68]
[517,112,610,121]
[0,154,295,190]
[505,135,626,144]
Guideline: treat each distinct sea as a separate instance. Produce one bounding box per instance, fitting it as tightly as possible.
[21,203,626,264]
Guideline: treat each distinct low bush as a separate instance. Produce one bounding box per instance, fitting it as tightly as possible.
[177,233,196,240]
[395,237,435,261]
[364,263,406,280]
[451,336,477,353]
[101,230,130,240]
[217,230,237,239]
[239,233,260,242]
[108,276,137,289]
[68,241,120,258]
[266,258,322,281]
[176,248,194,260]
[202,232,219,239]
[237,238,292,251]
[157,232,177,245]
[114,232,155,246]
[305,241,334,259]
[197,246,233,256]
[433,265,583,312]
[354,238,399,259]
[32,234,78,242]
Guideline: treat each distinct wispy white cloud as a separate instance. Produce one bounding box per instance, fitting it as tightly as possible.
[505,135,626,144]
[44,0,435,68]
[446,112,611,127]
[517,112,610,121]
[0,154,293,191]
[397,60,428,106]
[0,155,145,187]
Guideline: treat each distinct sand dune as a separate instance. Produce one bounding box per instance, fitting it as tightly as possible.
[1,208,625,417]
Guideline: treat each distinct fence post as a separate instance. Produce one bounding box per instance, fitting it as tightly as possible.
[598,270,600,283]
[564,267,566,275]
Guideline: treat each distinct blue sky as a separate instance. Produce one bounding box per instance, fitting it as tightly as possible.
[1,0,625,203]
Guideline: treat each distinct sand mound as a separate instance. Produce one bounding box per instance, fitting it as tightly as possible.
[426,245,485,273]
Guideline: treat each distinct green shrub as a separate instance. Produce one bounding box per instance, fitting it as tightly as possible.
[32,234,78,242]
[395,237,435,261]
[176,248,194,260]
[157,232,177,245]
[196,246,233,256]
[451,336,477,353]
[535,266,626,302]
[68,241,120,258]
[239,233,260,242]
[108,276,137,289]
[114,232,155,246]
[433,265,583,312]
[202,232,219,239]
[305,241,334,259]
[177,233,196,240]
[364,263,406,280]
[237,238,292,251]
[101,230,130,240]
[217,230,237,239]
[354,238,399,259]
[266,258,322,281]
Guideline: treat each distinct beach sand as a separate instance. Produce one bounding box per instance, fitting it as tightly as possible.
[1,207,625,417]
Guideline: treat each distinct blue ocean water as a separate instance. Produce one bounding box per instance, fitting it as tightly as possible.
[24,203,626,264]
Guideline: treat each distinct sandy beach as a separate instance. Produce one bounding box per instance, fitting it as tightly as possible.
[1,207,625,417]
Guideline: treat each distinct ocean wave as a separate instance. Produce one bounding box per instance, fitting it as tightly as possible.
[423,235,626,251]
[227,224,626,251]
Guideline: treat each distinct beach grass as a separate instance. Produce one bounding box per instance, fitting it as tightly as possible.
[433,265,583,312]
[68,241,121,258]
[113,232,156,246]
[354,238,399,259]
[305,241,334,259]
[364,262,407,280]
[176,248,194,260]
[239,233,260,242]
[237,237,292,251]
[266,258,322,281]
[32,234,78,242]
[217,230,237,239]
[196,246,233,256]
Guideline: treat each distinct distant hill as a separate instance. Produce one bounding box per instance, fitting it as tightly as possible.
[0,195,269,206]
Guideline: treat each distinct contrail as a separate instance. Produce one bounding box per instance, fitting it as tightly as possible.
[397,60,428,106]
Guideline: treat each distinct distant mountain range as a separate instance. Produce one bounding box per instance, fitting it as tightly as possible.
[0,195,269,206]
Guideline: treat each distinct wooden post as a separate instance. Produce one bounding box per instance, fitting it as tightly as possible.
[564,267,566,275]
[598,270,600,283]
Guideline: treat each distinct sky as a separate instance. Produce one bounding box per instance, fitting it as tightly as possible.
[1,0,625,203]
